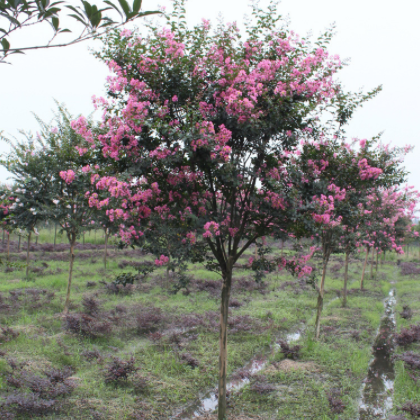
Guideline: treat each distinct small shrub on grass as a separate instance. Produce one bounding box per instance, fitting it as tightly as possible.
[2,366,77,417]
[148,331,163,343]
[136,307,164,333]
[0,327,19,343]
[279,340,301,360]
[395,325,420,346]
[113,272,138,287]
[250,375,276,394]
[327,388,346,414]
[400,262,420,276]
[401,402,420,417]
[396,351,420,370]
[104,356,139,384]
[81,348,102,362]
[229,298,243,308]
[230,368,250,381]
[132,373,149,394]
[400,305,413,320]
[101,280,136,295]
[63,314,112,338]
[2,393,56,417]
[81,296,101,316]
[180,352,199,368]
[350,330,361,341]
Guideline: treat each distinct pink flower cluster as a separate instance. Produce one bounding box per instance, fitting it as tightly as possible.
[59,170,75,184]
[155,255,169,266]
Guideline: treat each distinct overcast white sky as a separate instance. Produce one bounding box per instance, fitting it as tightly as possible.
[1,0,419,188]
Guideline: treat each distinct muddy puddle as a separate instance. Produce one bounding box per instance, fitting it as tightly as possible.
[359,289,396,419]
[171,329,302,419]
[171,295,339,419]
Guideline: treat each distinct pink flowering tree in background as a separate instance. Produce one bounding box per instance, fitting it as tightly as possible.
[359,185,420,288]
[71,1,390,417]
[1,105,99,313]
[289,136,406,339]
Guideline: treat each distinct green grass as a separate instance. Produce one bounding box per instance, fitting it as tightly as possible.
[0,241,419,419]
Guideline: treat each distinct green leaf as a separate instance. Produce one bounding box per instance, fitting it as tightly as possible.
[1,37,10,51]
[68,13,86,24]
[90,6,101,27]
[0,12,20,25]
[103,0,122,19]
[65,5,84,18]
[81,0,92,17]
[133,0,141,13]
[51,15,59,30]
[117,0,130,18]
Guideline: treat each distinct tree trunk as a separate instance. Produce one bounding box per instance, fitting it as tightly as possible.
[103,229,108,270]
[218,264,233,420]
[315,256,329,340]
[26,232,32,279]
[281,240,284,256]
[370,248,375,279]
[18,234,21,252]
[36,235,38,246]
[360,247,369,290]
[63,234,76,314]
[376,251,379,274]
[2,229,4,245]
[53,224,57,251]
[6,232,10,262]
[342,251,350,307]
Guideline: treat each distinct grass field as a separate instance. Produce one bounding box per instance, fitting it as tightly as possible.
[0,233,419,419]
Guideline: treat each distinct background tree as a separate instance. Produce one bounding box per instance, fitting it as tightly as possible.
[290,136,404,339]
[0,0,161,63]
[2,105,100,312]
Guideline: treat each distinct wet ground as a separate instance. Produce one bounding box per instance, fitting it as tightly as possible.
[359,289,396,419]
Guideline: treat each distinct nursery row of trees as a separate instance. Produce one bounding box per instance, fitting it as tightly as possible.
[1,2,419,418]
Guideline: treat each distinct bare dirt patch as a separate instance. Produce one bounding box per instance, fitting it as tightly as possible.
[267,359,319,373]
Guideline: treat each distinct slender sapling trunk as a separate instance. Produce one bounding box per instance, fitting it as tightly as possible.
[370,248,375,279]
[7,232,10,262]
[53,224,57,251]
[104,229,108,270]
[18,234,21,252]
[315,254,330,340]
[376,250,379,274]
[25,232,32,279]
[63,233,76,314]
[218,261,233,420]
[360,247,369,290]
[342,250,350,307]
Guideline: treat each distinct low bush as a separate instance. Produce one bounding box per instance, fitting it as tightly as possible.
[327,388,346,414]
[104,356,139,384]
[395,325,420,346]
[63,314,112,338]
[279,340,301,360]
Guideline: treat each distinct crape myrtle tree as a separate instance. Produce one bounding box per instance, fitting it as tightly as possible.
[0,169,47,278]
[2,105,100,313]
[359,185,420,288]
[289,136,404,339]
[0,0,161,63]
[71,1,380,417]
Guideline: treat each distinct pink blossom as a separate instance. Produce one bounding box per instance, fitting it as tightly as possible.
[59,170,75,184]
